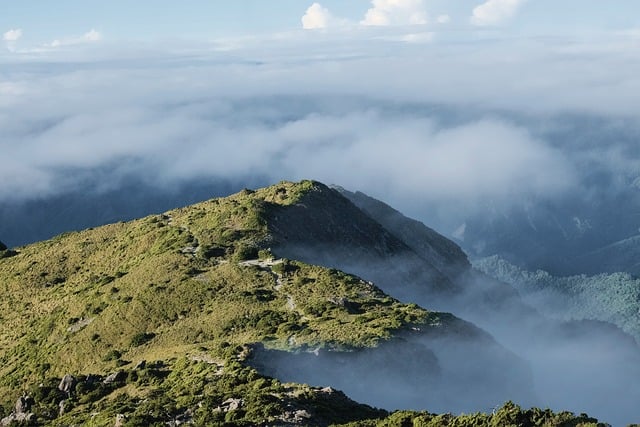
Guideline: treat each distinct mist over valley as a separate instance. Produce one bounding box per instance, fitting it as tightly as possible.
[3,2,640,425]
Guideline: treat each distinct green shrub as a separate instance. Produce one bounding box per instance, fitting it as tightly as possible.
[258,249,272,260]
[233,244,259,261]
[103,349,122,362]
[130,332,156,347]
[271,262,286,275]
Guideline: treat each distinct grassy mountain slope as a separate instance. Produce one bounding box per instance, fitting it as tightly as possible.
[0,181,603,426]
[0,181,437,424]
[0,179,245,248]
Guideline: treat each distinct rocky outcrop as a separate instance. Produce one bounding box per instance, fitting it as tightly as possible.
[14,395,34,414]
[58,374,77,395]
[103,371,126,384]
[134,360,147,370]
[114,413,126,427]
[215,398,244,412]
[1,395,35,426]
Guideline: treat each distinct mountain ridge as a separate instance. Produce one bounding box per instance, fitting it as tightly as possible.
[3,180,637,425]
[333,186,470,282]
[0,180,543,426]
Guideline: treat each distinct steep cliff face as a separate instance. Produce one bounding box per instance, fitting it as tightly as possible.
[334,187,470,281]
[264,183,459,300]
[264,183,530,325]
[330,186,533,324]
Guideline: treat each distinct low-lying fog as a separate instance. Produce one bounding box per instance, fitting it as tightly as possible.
[268,242,640,427]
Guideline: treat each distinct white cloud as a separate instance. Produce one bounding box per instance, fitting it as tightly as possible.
[48,29,102,47]
[302,3,333,29]
[275,115,574,204]
[437,14,451,24]
[1,31,639,217]
[301,0,436,29]
[398,32,434,43]
[3,29,23,42]
[82,29,102,42]
[361,0,428,26]
[471,0,526,26]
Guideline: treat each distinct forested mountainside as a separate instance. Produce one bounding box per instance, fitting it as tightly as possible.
[475,255,640,343]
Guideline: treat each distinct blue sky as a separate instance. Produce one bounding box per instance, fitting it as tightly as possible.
[1,1,320,41]
[2,1,363,42]
[3,1,640,45]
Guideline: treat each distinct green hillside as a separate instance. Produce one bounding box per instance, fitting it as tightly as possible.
[474,255,640,343]
[0,181,606,426]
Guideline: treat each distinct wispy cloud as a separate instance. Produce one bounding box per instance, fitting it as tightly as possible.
[361,0,428,26]
[1,30,639,226]
[471,0,526,26]
[436,14,451,24]
[3,28,23,42]
[48,29,102,48]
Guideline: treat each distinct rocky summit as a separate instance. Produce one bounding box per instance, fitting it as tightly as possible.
[0,181,611,426]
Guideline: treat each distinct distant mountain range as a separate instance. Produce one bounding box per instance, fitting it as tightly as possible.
[459,185,640,276]
[474,255,640,343]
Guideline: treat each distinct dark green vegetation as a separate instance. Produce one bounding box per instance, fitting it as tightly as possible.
[2,357,386,426]
[337,401,605,427]
[474,255,640,343]
[0,239,16,259]
[0,181,607,426]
